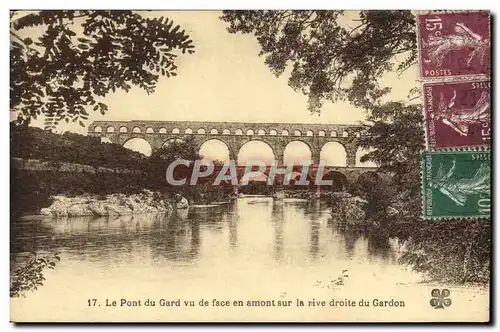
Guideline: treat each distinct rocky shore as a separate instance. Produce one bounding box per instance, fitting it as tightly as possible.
[40,190,189,217]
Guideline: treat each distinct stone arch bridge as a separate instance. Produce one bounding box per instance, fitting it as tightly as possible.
[88,120,379,186]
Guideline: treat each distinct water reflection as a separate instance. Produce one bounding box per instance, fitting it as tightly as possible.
[271,202,284,261]
[308,201,321,260]
[12,197,407,296]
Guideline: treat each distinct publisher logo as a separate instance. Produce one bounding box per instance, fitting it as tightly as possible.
[430,289,451,309]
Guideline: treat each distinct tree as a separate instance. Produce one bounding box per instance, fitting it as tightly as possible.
[10,10,194,129]
[221,11,491,284]
[220,10,417,112]
[221,10,423,209]
[357,102,424,220]
[146,137,201,188]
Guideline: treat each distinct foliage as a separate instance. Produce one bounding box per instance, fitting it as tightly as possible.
[221,9,424,218]
[239,181,273,195]
[351,173,395,226]
[395,220,490,284]
[148,136,201,168]
[147,139,234,203]
[10,169,150,217]
[10,252,61,297]
[10,122,147,170]
[10,10,194,128]
[221,10,416,112]
[221,10,490,284]
[357,102,424,220]
[146,136,201,187]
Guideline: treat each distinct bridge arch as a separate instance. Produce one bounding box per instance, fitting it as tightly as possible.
[123,137,153,157]
[198,139,230,162]
[357,171,381,183]
[355,171,382,194]
[88,121,368,169]
[237,140,275,166]
[284,140,312,166]
[320,142,347,166]
[210,129,218,135]
[322,171,348,192]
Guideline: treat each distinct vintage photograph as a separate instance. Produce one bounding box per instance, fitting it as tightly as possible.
[10,10,490,322]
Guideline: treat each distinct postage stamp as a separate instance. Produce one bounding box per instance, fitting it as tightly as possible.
[417,11,490,80]
[422,151,491,219]
[423,80,490,150]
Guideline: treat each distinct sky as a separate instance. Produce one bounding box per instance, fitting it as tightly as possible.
[13,10,418,165]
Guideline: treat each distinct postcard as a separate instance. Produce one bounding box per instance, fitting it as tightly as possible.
[10,10,490,323]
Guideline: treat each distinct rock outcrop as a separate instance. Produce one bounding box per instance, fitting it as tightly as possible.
[173,194,189,209]
[40,190,178,217]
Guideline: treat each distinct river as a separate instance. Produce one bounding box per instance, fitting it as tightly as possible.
[10,196,489,322]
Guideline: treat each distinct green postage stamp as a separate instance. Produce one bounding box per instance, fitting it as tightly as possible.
[422,151,491,219]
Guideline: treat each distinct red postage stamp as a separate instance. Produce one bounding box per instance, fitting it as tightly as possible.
[423,80,490,150]
[417,11,490,80]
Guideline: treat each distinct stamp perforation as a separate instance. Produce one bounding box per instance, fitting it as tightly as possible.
[421,79,491,151]
[421,150,491,220]
[416,10,491,82]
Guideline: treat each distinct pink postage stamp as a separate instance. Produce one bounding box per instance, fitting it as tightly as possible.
[423,80,490,150]
[417,11,490,80]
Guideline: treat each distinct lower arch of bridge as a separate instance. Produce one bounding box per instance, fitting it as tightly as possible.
[123,137,153,157]
[237,140,275,166]
[286,171,314,188]
[357,171,381,183]
[322,171,349,192]
[355,171,382,190]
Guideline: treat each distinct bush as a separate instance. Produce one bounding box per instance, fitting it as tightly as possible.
[10,252,61,298]
[394,220,490,284]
